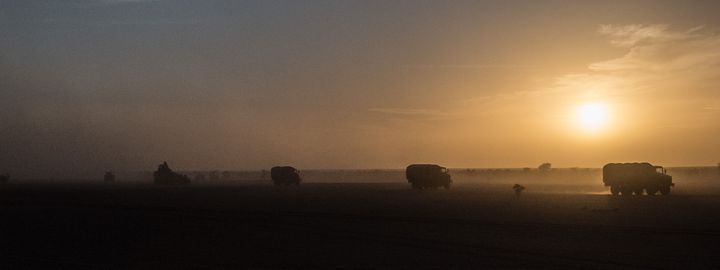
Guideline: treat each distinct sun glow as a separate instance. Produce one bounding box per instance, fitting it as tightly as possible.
[575,103,611,133]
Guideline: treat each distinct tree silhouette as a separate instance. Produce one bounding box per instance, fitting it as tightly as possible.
[538,163,552,172]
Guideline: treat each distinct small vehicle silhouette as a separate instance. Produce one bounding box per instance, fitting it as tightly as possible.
[406,164,452,189]
[271,166,301,186]
[603,162,674,196]
[104,172,115,183]
[153,161,191,185]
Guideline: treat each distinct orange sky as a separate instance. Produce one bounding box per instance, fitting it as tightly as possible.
[1,1,720,177]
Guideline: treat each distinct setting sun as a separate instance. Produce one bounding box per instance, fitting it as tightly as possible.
[575,103,611,133]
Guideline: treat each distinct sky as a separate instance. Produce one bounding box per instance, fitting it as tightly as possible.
[1,0,720,178]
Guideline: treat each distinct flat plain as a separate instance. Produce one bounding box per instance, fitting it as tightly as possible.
[2,173,720,269]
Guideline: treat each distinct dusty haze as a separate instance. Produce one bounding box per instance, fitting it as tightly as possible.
[1,0,720,178]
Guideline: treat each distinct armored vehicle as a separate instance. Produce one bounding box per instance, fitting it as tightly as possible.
[0,173,8,184]
[406,164,452,189]
[104,172,116,183]
[271,166,301,186]
[603,163,674,196]
[154,161,191,185]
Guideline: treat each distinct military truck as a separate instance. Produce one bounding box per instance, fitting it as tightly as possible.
[104,172,116,183]
[406,164,452,189]
[153,161,191,185]
[271,166,301,186]
[603,163,674,196]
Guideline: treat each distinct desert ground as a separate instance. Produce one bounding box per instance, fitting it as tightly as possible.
[2,169,720,269]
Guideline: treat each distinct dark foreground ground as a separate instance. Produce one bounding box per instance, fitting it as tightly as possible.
[2,182,720,269]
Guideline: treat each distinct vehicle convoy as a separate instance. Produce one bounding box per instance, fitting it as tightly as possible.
[406,164,452,189]
[603,162,674,196]
[271,166,301,186]
[154,161,191,185]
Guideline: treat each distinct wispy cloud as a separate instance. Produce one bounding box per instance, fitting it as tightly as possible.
[590,24,720,73]
[94,0,162,5]
[544,24,720,129]
[401,64,538,70]
[597,24,697,48]
[372,24,720,130]
[102,19,201,26]
[524,24,720,101]
[459,24,720,124]
[37,0,197,26]
[368,108,454,117]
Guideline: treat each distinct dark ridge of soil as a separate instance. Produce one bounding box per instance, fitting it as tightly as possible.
[2,182,719,269]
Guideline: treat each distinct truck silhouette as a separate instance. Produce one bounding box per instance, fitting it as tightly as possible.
[271,166,301,186]
[603,163,674,196]
[406,164,452,189]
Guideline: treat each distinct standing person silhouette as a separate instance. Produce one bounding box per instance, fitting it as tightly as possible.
[513,184,525,198]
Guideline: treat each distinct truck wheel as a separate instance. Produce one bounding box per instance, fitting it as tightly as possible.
[610,186,620,196]
[621,187,633,196]
[646,187,658,196]
[634,188,644,196]
[660,186,671,195]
